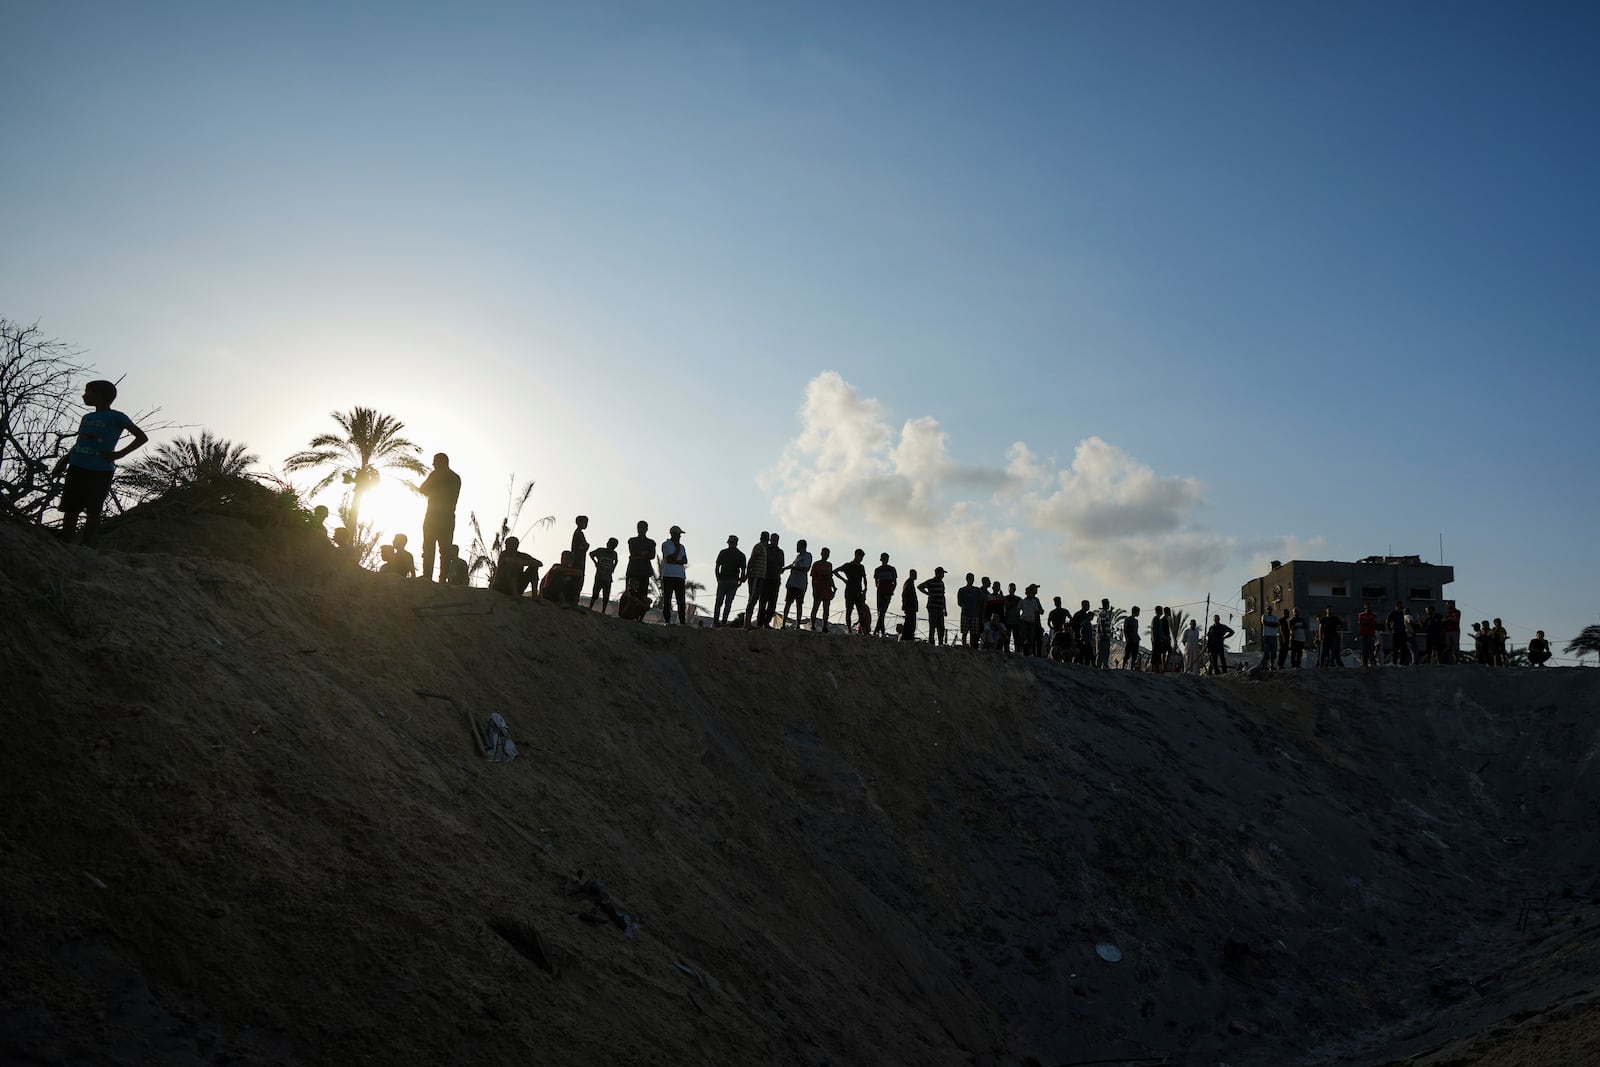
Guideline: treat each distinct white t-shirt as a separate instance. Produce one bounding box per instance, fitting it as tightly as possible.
[786,550,813,590]
[660,539,687,580]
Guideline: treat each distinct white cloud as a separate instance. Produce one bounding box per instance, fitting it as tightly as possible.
[761,371,1311,591]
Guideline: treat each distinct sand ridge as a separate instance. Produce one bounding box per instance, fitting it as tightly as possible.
[3,517,1599,1066]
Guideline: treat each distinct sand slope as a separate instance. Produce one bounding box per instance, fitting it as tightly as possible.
[3,518,1599,1067]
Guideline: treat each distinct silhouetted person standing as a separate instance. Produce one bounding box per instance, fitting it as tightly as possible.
[625,521,657,615]
[900,568,920,641]
[53,379,147,545]
[834,549,869,634]
[743,532,769,629]
[589,537,619,613]
[660,525,689,624]
[873,553,897,636]
[713,535,746,626]
[919,567,948,646]
[570,515,590,588]
[1207,614,1235,674]
[418,453,461,582]
[760,534,785,628]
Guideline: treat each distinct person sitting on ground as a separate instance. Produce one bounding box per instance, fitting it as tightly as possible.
[1528,630,1551,667]
[1207,614,1235,674]
[981,612,1007,650]
[541,550,584,606]
[377,543,399,575]
[386,533,416,578]
[443,544,470,586]
[491,536,541,596]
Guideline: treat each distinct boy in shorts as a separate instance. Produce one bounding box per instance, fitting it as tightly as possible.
[53,379,147,544]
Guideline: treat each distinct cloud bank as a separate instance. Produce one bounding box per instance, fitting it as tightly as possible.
[761,371,1310,592]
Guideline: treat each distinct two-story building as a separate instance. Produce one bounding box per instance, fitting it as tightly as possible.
[1239,555,1455,651]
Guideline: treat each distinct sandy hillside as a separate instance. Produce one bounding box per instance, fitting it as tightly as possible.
[3,515,1599,1067]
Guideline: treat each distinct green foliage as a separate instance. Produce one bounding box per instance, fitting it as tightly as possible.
[283,407,426,556]
[467,475,555,587]
[1565,624,1600,664]
[120,430,259,503]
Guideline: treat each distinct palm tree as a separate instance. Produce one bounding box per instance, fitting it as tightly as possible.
[467,476,555,586]
[120,431,259,501]
[1565,624,1600,665]
[283,407,426,555]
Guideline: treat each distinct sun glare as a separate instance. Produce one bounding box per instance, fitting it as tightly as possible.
[357,478,426,543]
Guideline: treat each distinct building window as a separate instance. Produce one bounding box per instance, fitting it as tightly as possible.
[1361,584,1386,600]
[1409,587,1433,600]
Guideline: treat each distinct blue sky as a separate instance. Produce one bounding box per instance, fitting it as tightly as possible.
[4,2,1596,652]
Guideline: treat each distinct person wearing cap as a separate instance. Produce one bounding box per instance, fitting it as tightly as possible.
[713,534,746,627]
[1017,584,1045,656]
[659,525,689,625]
[872,553,897,636]
[917,567,948,646]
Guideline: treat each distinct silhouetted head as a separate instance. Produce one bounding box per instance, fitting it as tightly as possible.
[576,515,588,528]
[759,531,769,543]
[908,568,918,581]
[637,520,649,533]
[879,552,889,562]
[670,525,684,538]
[83,380,117,406]
[854,548,865,561]
[796,538,807,551]
[727,534,739,545]
[433,453,450,469]
[606,537,618,548]
[312,504,329,521]
[560,550,572,564]
[1101,598,1110,608]
[1081,600,1090,609]
[1130,605,1139,616]
[966,572,975,583]
[769,534,780,546]
[392,533,408,548]
[1214,614,1223,623]
[819,547,830,559]
[1008,583,1016,594]
[505,536,520,551]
